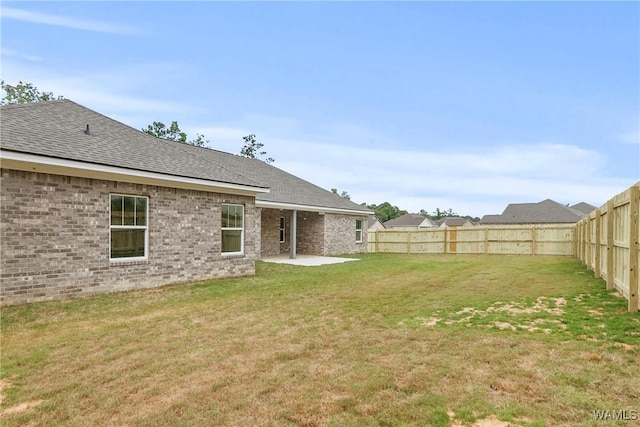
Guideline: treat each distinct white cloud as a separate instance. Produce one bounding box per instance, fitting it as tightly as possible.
[619,128,639,145]
[185,116,630,217]
[1,47,42,62]
[0,59,203,122]
[0,7,145,36]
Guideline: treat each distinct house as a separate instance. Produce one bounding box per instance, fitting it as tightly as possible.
[437,217,473,228]
[367,217,385,231]
[570,202,597,216]
[480,199,594,225]
[0,100,372,304]
[383,213,435,230]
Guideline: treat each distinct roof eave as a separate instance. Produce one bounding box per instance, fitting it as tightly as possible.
[256,200,373,216]
[1,150,270,196]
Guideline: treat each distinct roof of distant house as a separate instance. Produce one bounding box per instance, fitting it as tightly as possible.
[438,217,471,227]
[570,202,597,215]
[383,213,434,228]
[480,199,590,224]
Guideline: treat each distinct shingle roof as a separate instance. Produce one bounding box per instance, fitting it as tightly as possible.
[438,217,470,227]
[177,144,371,212]
[570,202,597,215]
[383,213,433,228]
[480,199,587,224]
[1,100,265,189]
[0,100,371,214]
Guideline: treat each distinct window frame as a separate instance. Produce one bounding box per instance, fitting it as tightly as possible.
[356,219,363,243]
[221,203,245,256]
[109,194,149,262]
[279,216,286,243]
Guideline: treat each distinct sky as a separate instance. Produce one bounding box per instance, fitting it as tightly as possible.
[1,1,638,218]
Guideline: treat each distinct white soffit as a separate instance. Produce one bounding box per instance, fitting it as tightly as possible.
[256,200,373,216]
[1,151,270,196]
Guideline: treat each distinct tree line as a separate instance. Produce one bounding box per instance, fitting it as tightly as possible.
[1,80,273,163]
[331,190,479,223]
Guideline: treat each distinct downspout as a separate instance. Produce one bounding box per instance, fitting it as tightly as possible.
[290,210,297,259]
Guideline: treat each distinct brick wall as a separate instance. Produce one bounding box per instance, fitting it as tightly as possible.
[0,169,258,305]
[296,212,325,255]
[323,214,368,255]
[260,208,285,257]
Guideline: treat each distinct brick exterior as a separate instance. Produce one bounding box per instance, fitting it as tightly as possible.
[323,213,368,255]
[0,169,259,305]
[260,209,368,257]
[260,208,286,257]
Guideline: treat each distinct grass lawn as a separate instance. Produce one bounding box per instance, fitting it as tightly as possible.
[1,254,638,426]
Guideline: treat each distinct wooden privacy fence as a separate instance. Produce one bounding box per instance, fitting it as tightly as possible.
[368,182,640,312]
[576,182,639,312]
[368,224,575,256]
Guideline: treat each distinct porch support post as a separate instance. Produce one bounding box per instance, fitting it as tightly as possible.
[290,210,297,259]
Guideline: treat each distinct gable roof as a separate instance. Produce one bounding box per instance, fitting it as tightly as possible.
[570,202,597,215]
[368,217,384,229]
[383,213,433,228]
[0,100,371,215]
[438,217,471,227]
[480,199,588,224]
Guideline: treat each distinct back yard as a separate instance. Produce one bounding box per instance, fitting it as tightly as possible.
[1,254,638,426]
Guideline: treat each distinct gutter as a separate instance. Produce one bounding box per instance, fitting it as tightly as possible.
[1,150,270,197]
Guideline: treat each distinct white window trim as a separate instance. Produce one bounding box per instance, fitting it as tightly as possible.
[222,204,245,256]
[110,194,149,262]
[279,216,286,243]
[356,219,363,243]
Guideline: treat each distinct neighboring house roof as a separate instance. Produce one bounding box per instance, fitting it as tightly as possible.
[480,199,588,224]
[438,217,472,227]
[383,213,434,228]
[368,217,385,230]
[0,100,371,216]
[570,202,597,215]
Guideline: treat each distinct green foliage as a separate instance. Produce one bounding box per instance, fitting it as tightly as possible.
[363,202,407,222]
[142,121,208,147]
[1,80,64,105]
[240,134,274,163]
[331,188,351,200]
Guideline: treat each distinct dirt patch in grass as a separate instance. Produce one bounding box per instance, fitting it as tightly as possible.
[404,292,639,346]
[0,379,45,418]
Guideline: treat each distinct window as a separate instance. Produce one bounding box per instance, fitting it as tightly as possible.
[356,219,363,242]
[110,195,148,260]
[279,217,286,243]
[222,204,244,255]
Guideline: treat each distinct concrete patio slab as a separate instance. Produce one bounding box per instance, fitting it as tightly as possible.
[260,255,360,266]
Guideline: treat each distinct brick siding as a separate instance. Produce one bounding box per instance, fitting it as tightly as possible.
[0,169,258,305]
[323,214,368,255]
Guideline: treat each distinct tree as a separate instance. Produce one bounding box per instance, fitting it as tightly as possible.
[364,202,407,223]
[1,80,63,105]
[331,188,351,200]
[142,120,208,147]
[240,134,274,163]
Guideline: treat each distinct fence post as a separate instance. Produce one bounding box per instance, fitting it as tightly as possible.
[484,227,489,254]
[444,228,448,254]
[586,217,592,270]
[628,185,639,312]
[594,209,601,279]
[531,226,536,255]
[407,231,412,254]
[606,200,614,290]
